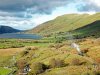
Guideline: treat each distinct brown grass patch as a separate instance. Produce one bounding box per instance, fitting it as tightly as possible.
[0,47,24,56]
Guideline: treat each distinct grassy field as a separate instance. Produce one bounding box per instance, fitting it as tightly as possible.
[0,38,53,75]
[0,39,52,49]
[0,67,11,75]
[0,38,100,75]
[16,38,100,75]
[0,46,24,75]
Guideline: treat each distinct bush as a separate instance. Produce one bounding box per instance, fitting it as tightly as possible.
[82,71,100,75]
[25,47,38,51]
[11,44,24,48]
[49,58,56,68]
[17,59,27,74]
[54,36,65,43]
[20,50,29,56]
[17,59,27,69]
[49,43,64,49]
[94,38,100,45]
[95,57,100,63]
[49,58,65,68]
[31,47,38,50]
[82,48,89,54]
[71,58,82,65]
[95,71,100,75]
[25,47,32,51]
[28,62,47,75]
[82,72,93,75]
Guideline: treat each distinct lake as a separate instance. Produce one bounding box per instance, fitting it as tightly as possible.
[0,33,42,39]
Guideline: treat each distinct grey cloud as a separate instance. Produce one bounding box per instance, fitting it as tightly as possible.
[0,0,71,14]
[0,0,33,12]
[0,10,32,19]
[77,0,100,12]
[0,0,100,14]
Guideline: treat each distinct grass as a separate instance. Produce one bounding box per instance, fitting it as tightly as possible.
[0,67,11,75]
[15,38,100,75]
[0,39,52,49]
[72,20,100,38]
[0,39,24,49]
[0,38,52,74]
[39,65,98,75]
[0,38,100,75]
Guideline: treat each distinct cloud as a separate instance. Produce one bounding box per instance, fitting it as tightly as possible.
[0,0,33,12]
[0,0,100,14]
[0,0,100,17]
[0,0,71,14]
[77,0,100,12]
[0,0,100,30]
[0,16,35,30]
[88,0,100,6]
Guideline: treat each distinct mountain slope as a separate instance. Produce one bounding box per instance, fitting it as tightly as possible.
[0,26,21,34]
[27,13,100,36]
[72,20,100,38]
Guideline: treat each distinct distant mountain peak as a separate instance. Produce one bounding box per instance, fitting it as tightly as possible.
[0,25,21,34]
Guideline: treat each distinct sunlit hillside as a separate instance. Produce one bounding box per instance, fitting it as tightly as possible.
[27,13,100,37]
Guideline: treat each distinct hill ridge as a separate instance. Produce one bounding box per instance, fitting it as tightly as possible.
[26,13,100,37]
[0,25,21,34]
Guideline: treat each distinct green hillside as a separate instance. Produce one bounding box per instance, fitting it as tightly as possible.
[72,20,100,38]
[27,13,100,37]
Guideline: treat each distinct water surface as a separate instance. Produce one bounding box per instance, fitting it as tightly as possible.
[0,33,42,39]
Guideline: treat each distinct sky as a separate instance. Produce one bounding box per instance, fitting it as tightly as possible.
[0,0,100,30]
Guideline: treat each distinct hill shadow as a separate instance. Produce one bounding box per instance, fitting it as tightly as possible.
[72,20,100,38]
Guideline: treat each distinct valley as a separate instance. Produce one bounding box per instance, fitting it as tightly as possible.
[0,38,100,75]
[0,13,100,75]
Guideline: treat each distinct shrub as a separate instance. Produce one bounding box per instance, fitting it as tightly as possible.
[25,47,32,51]
[17,59,27,69]
[54,36,64,43]
[94,38,100,45]
[48,44,53,48]
[82,72,93,75]
[11,44,24,48]
[82,71,100,75]
[43,34,51,37]
[82,48,89,54]
[33,40,39,43]
[25,47,38,51]
[28,62,47,75]
[31,47,38,50]
[20,50,29,56]
[56,59,65,67]
[49,58,56,68]
[55,44,64,49]
[71,58,82,65]
[49,43,64,49]
[49,58,65,68]
[95,57,100,63]
[17,59,27,74]
[95,71,100,75]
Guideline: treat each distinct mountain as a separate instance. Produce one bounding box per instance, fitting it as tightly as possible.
[26,13,100,37]
[72,20,100,38]
[0,25,21,34]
